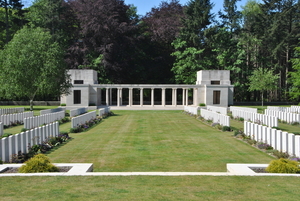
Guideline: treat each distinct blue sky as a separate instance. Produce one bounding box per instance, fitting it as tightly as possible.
[23,0,257,16]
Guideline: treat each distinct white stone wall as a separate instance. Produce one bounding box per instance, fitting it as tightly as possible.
[68,69,98,85]
[0,112,34,126]
[230,106,257,113]
[184,106,199,115]
[98,107,110,117]
[291,106,300,113]
[231,110,277,127]
[265,109,300,124]
[0,122,59,162]
[244,121,300,157]
[267,106,300,113]
[207,105,228,115]
[70,107,88,117]
[24,111,65,129]
[200,109,230,126]
[71,111,97,128]
[40,107,66,115]
[0,107,24,115]
[196,70,231,85]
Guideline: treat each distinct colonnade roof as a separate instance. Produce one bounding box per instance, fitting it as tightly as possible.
[89,84,199,88]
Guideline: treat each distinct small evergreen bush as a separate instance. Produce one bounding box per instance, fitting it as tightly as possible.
[222,126,231,132]
[18,154,58,173]
[199,103,206,106]
[266,158,300,173]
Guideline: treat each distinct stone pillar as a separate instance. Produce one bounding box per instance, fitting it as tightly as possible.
[140,88,143,106]
[151,88,154,106]
[106,88,109,106]
[129,88,133,106]
[173,88,177,106]
[193,88,198,106]
[109,88,113,105]
[182,88,186,106]
[117,88,122,107]
[162,88,166,106]
[186,88,189,106]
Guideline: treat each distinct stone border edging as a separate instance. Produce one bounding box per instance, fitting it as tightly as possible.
[1,163,300,177]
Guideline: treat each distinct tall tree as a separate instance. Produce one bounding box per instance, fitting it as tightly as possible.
[289,47,300,102]
[0,0,25,48]
[66,0,138,83]
[171,0,214,84]
[0,27,71,110]
[26,0,77,48]
[248,67,279,106]
[260,0,300,101]
[140,0,184,83]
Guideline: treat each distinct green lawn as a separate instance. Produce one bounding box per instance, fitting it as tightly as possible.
[1,108,300,200]
[47,110,273,172]
[1,176,300,200]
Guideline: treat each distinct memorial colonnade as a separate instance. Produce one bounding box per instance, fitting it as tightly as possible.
[94,85,198,107]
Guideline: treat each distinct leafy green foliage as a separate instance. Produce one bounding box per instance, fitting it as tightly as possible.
[0,26,71,110]
[266,158,300,173]
[18,154,59,173]
[289,47,300,100]
[171,39,204,84]
[248,68,279,106]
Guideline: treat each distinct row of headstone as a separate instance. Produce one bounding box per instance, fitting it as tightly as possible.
[200,109,230,126]
[24,111,65,129]
[98,107,111,117]
[71,111,97,128]
[0,111,34,126]
[267,106,300,114]
[232,109,278,127]
[291,106,300,113]
[265,109,300,124]
[0,122,3,137]
[230,106,257,113]
[70,107,88,117]
[207,105,228,115]
[0,107,25,115]
[0,122,59,162]
[184,106,199,115]
[40,107,66,115]
[244,121,300,157]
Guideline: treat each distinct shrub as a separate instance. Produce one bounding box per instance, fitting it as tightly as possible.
[199,103,206,106]
[59,117,70,124]
[257,142,273,150]
[1,133,12,138]
[272,150,290,159]
[60,103,66,106]
[234,130,244,137]
[18,154,59,173]
[238,117,244,122]
[291,121,300,126]
[21,128,29,132]
[70,127,83,133]
[0,158,3,164]
[222,126,231,132]
[266,158,300,173]
[10,151,29,163]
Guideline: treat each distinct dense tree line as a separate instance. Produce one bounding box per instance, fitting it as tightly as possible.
[1,0,300,103]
